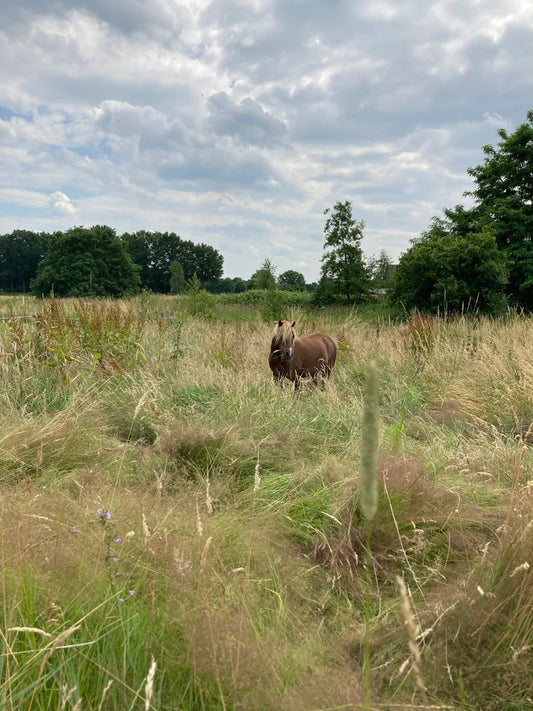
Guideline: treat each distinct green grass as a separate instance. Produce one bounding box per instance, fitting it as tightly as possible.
[0,295,532,710]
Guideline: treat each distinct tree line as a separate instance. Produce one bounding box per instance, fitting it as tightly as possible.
[0,226,325,298]
[0,228,226,298]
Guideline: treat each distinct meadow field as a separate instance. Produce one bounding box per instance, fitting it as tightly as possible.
[0,294,532,711]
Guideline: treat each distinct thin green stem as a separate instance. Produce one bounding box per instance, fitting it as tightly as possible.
[363,522,372,711]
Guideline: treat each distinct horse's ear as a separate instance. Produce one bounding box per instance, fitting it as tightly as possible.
[291,321,296,328]
[278,320,283,327]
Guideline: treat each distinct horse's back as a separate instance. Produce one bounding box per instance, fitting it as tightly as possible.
[296,332,336,374]
[302,333,336,358]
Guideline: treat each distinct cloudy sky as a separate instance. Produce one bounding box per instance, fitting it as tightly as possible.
[1,0,532,281]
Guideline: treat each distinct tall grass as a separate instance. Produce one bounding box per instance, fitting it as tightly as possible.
[0,295,531,709]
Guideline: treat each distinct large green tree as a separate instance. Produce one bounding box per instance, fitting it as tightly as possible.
[0,230,49,293]
[278,270,306,291]
[389,224,507,314]
[31,226,140,297]
[465,110,533,308]
[249,259,277,290]
[189,242,224,286]
[121,231,223,293]
[366,249,394,290]
[314,201,368,303]
[169,260,185,294]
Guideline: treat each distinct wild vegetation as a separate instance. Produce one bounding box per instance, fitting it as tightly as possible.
[0,294,532,710]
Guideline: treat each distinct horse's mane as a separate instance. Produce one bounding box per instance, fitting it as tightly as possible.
[272,320,295,347]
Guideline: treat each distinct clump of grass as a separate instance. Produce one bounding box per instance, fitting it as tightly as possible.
[0,404,105,485]
[102,381,157,445]
[413,499,533,710]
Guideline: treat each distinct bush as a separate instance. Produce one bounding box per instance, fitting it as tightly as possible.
[389,225,507,314]
[260,288,288,323]
[183,275,215,317]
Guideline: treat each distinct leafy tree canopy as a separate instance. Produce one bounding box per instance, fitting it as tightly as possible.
[231,277,247,293]
[390,110,533,311]
[278,269,306,291]
[366,249,394,290]
[169,259,185,294]
[31,225,140,298]
[121,231,223,293]
[0,230,49,293]
[202,277,248,294]
[389,224,507,314]
[464,110,533,308]
[249,259,277,290]
[314,201,368,304]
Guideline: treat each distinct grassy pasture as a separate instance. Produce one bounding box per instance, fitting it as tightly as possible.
[0,295,532,710]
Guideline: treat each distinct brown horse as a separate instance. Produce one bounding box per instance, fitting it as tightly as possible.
[269,320,337,388]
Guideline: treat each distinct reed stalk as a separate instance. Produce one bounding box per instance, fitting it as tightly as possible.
[361,360,379,710]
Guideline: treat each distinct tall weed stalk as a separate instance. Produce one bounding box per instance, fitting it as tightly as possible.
[360,360,379,710]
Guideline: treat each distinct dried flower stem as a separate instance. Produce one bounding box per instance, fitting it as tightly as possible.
[8,627,52,639]
[196,498,203,537]
[254,456,261,493]
[200,536,212,572]
[97,679,113,711]
[144,656,157,711]
[206,475,213,514]
[142,513,151,552]
[397,576,427,698]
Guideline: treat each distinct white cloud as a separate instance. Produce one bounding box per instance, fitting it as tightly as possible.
[0,188,49,208]
[48,191,76,215]
[1,0,533,278]
[206,92,288,147]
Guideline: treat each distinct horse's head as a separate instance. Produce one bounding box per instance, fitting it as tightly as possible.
[272,320,296,360]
